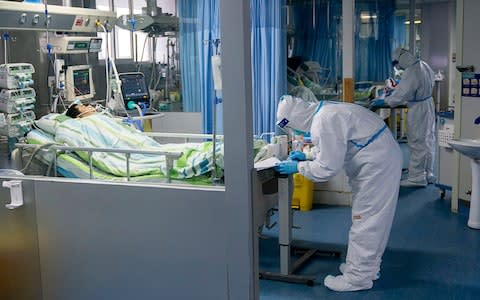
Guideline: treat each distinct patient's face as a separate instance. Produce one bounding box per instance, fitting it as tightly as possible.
[77,105,96,118]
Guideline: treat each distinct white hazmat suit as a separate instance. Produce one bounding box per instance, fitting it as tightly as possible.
[385,48,436,186]
[276,96,402,291]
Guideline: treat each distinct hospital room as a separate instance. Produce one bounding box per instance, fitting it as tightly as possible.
[0,0,479,299]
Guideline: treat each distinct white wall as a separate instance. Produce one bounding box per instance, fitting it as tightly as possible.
[152,112,202,133]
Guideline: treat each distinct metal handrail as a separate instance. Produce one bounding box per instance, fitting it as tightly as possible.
[15,143,182,183]
[144,132,224,142]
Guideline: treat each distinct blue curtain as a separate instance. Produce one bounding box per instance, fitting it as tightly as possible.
[355,0,396,81]
[178,0,220,134]
[178,1,200,112]
[251,0,287,136]
[292,1,342,85]
[179,0,286,136]
[292,0,396,83]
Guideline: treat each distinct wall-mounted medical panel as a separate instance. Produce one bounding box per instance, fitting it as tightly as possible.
[461,73,480,97]
[0,1,115,32]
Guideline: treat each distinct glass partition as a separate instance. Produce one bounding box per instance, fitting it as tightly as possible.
[1,0,227,189]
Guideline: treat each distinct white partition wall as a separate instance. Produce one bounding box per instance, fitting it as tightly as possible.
[0,178,42,300]
[221,0,256,299]
[34,180,227,299]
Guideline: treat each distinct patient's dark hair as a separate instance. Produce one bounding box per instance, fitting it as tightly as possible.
[65,104,81,118]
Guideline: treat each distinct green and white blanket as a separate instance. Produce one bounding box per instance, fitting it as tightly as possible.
[31,113,224,179]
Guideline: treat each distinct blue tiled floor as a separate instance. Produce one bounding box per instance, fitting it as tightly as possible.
[259,186,480,299]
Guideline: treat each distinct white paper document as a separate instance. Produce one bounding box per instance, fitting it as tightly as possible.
[254,157,281,171]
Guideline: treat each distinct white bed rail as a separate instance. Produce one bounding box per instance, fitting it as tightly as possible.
[15,143,182,183]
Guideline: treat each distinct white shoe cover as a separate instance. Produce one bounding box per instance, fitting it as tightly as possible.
[400,178,427,187]
[339,263,380,280]
[401,173,427,187]
[427,173,436,184]
[324,275,373,292]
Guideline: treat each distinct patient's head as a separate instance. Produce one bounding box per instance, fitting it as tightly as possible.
[66,104,96,118]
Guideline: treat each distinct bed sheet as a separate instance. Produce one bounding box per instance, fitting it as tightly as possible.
[25,129,214,185]
[53,114,224,178]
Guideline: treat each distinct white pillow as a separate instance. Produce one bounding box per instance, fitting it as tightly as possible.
[34,113,71,135]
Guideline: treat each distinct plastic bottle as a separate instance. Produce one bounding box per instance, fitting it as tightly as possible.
[292,134,304,152]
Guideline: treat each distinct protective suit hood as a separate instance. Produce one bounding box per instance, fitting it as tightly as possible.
[276,95,318,133]
[392,48,416,69]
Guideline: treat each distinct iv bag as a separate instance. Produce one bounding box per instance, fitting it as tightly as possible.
[212,55,222,91]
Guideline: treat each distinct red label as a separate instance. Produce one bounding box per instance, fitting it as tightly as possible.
[74,18,84,26]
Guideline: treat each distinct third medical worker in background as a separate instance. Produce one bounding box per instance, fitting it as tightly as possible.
[372,47,436,187]
[275,96,402,292]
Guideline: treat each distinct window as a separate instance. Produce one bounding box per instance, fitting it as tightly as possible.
[394,9,422,56]
[359,12,378,39]
[96,0,179,63]
[114,0,132,59]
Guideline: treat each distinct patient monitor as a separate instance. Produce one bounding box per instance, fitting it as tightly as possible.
[65,65,95,102]
[118,72,150,109]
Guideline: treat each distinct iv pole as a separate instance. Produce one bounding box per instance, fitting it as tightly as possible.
[211,39,221,184]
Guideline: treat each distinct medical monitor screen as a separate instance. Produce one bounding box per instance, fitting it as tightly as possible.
[73,69,92,97]
[119,73,149,106]
[65,65,94,102]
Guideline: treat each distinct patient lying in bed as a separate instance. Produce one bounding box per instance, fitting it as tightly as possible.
[30,108,224,179]
[65,103,97,118]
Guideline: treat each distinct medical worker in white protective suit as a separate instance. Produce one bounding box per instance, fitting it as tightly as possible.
[275,96,402,292]
[371,48,435,187]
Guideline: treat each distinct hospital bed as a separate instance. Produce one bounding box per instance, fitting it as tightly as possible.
[12,112,226,184]
[11,113,278,232]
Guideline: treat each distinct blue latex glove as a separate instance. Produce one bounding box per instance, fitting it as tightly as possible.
[384,87,393,97]
[289,151,306,161]
[274,160,299,175]
[370,99,385,108]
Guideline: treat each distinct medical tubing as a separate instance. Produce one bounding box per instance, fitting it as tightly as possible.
[164,38,170,98]
[110,57,130,116]
[97,23,110,105]
[133,104,143,117]
[96,21,128,116]
[46,159,53,176]
[44,1,51,57]
[211,94,217,182]
[153,73,161,91]
[20,143,57,174]
[148,37,157,90]
[2,32,9,64]
[314,100,325,114]
[136,34,148,72]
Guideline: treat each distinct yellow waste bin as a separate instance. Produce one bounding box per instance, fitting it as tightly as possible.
[291,173,313,211]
